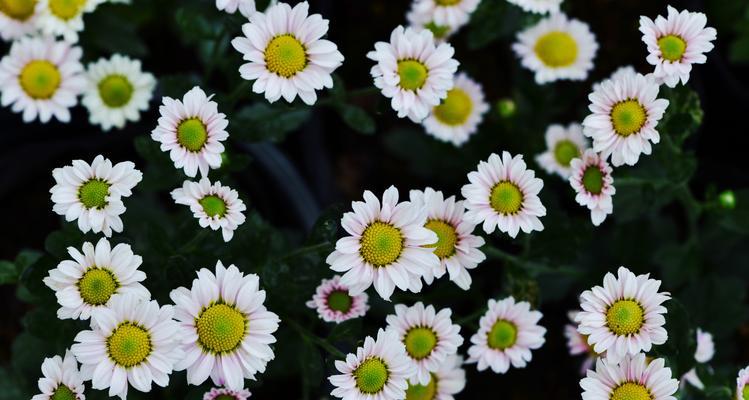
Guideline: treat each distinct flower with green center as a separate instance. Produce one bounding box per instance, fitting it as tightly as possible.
[569,150,615,226]
[404,327,438,360]
[0,0,36,20]
[77,179,110,209]
[536,123,587,179]
[47,0,85,20]
[78,268,118,305]
[172,178,247,242]
[611,100,647,136]
[50,385,76,400]
[432,88,472,126]
[20,60,61,99]
[107,323,152,367]
[424,219,457,259]
[488,320,517,350]
[657,34,686,62]
[405,375,437,400]
[306,275,369,323]
[534,31,578,67]
[264,34,307,78]
[554,140,580,167]
[177,118,208,152]
[199,195,227,218]
[606,300,644,336]
[359,221,404,267]
[98,74,133,108]
[33,350,86,400]
[581,166,604,195]
[196,303,247,354]
[326,290,352,313]
[398,60,429,91]
[354,358,390,394]
[490,182,524,215]
[581,354,678,400]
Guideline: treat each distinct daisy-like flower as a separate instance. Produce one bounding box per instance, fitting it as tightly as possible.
[71,293,183,399]
[576,266,670,363]
[0,36,84,123]
[569,149,616,226]
[151,86,228,178]
[367,25,459,122]
[37,0,101,42]
[328,328,411,400]
[43,238,149,320]
[580,353,678,400]
[409,188,486,290]
[305,275,369,324]
[505,0,562,14]
[564,311,598,375]
[82,54,156,131]
[421,73,489,147]
[639,6,717,88]
[406,5,459,43]
[0,0,39,41]
[404,354,466,400]
[215,0,255,18]
[582,72,669,167]
[203,387,252,400]
[170,261,280,390]
[50,155,143,237]
[32,349,85,400]
[171,177,247,242]
[736,367,749,400]
[535,123,588,179]
[461,151,547,238]
[467,297,546,374]
[407,0,480,30]
[231,1,344,105]
[326,186,440,301]
[385,302,463,385]
[513,13,598,84]
[682,328,715,390]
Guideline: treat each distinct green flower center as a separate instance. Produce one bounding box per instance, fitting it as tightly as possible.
[199,195,227,218]
[406,374,438,400]
[326,290,353,313]
[404,327,438,360]
[742,386,749,400]
[19,60,61,99]
[98,74,134,108]
[582,166,604,195]
[424,21,450,39]
[78,179,110,210]
[265,34,307,78]
[50,385,75,400]
[196,303,247,354]
[177,118,208,152]
[490,181,523,215]
[359,221,404,267]
[0,0,36,20]
[435,0,460,5]
[397,60,428,91]
[433,88,473,126]
[48,0,85,20]
[424,219,457,259]
[354,358,389,394]
[534,31,578,68]
[78,268,118,305]
[553,140,579,167]
[107,323,152,367]
[488,319,517,350]
[611,100,647,137]
[611,382,652,400]
[606,300,644,336]
[658,35,687,62]
[214,395,237,400]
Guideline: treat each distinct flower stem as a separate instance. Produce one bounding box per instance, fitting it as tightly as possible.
[284,317,346,359]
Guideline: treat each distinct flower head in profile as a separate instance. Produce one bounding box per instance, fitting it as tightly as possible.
[580,353,678,400]
[32,349,85,400]
[171,177,247,242]
[422,73,489,147]
[569,149,616,226]
[535,123,588,179]
[305,275,369,323]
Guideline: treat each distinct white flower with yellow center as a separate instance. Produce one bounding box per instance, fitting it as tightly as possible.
[170,261,280,390]
[215,0,254,18]
[0,0,39,40]
[37,0,101,43]
[410,188,485,290]
[32,350,86,400]
[368,25,459,122]
[71,293,183,399]
[639,6,717,88]
[306,275,369,324]
[569,149,616,227]
[736,367,749,400]
[43,238,149,321]
[505,0,562,14]
[82,54,156,132]
[0,36,84,123]
[461,151,546,238]
[576,266,670,363]
[467,296,546,374]
[151,86,229,178]
[582,72,669,167]
[329,328,411,400]
[564,311,598,375]
[50,155,143,237]
[171,177,247,242]
[326,186,440,301]
[535,123,588,179]
[408,0,480,31]
[681,328,715,390]
[231,1,344,105]
[404,354,466,400]
[513,13,598,84]
[422,73,489,147]
[203,387,252,400]
[581,353,678,400]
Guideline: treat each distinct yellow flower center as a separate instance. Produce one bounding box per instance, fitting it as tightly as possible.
[78,268,118,305]
[488,319,517,350]
[0,0,36,21]
[177,118,208,152]
[553,140,579,167]
[606,300,644,336]
[611,100,647,137]
[199,195,227,218]
[78,179,110,209]
[196,303,247,354]
[359,221,404,267]
[397,60,428,91]
[435,0,461,5]
[424,219,458,259]
[48,0,86,20]
[534,31,579,68]
[406,374,438,400]
[404,327,438,360]
[610,382,652,400]
[354,357,389,394]
[432,88,473,126]
[658,35,687,62]
[264,34,307,78]
[19,60,61,100]
[326,290,353,312]
[107,323,152,367]
[490,181,523,215]
[582,166,604,195]
[743,386,749,400]
[98,74,134,108]
[50,385,75,400]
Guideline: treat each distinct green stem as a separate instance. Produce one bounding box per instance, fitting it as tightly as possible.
[316,86,379,106]
[284,317,346,359]
[483,245,584,278]
[277,242,332,261]
[455,307,486,326]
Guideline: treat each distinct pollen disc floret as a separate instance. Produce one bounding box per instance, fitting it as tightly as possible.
[0,0,39,40]
[535,123,588,179]
[580,353,678,400]
[405,354,466,400]
[564,311,599,376]
[170,261,280,390]
[467,297,546,374]
[31,350,86,400]
[569,149,616,226]
[214,0,255,18]
[422,73,489,147]
[576,266,670,363]
[37,0,101,43]
[306,275,369,323]
[171,177,247,242]
[203,386,252,400]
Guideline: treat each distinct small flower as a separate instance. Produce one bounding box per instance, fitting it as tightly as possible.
[467,297,546,374]
[564,311,598,375]
[37,0,101,42]
[580,353,679,400]
[151,86,229,178]
[736,366,749,400]
[0,36,84,123]
[569,149,616,226]
[407,0,480,40]
[535,123,588,179]
[305,275,369,323]
[404,354,466,400]
[682,328,715,390]
[231,1,344,105]
[505,0,562,14]
[582,72,669,167]
[0,0,39,41]
[32,349,85,400]
[421,72,489,147]
[461,151,547,238]
[50,155,143,237]
[367,25,459,122]
[328,329,411,400]
[171,177,247,242]
[513,13,598,84]
[639,6,717,88]
[203,387,252,400]
[215,0,255,18]
[576,266,670,363]
[82,54,156,131]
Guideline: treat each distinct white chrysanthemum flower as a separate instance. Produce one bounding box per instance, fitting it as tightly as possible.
[581,353,678,400]
[682,328,715,390]
[326,186,440,301]
[305,275,369,324]
[582,72,669,167]
[215,0,255,18]
[422,73,489,147]
[639,6,717,88]
[151,86,229,178]
[736,367,749,400]
[37,0,101,42]
[569,149,616,227]
[367,25,459,122]
[328,328,411,400]
[171,177,247,242]
[0,36,84,123]
[32,349,85,400]
[404,354,466,400]
[409,187,486,290]
[408,0,480,29]
[535,123,588,179]
[592,65,638,92]
[50,155,143,237]
[385,302,463,385]
[203,387,252,400]
[71,294,183,400]
[576,266,670,363]
[461,151,547,238]
[231,1,344,105]
[43,238,149,321]
[505,0,562,14]
[82,54,156,132]
[0,0,39,41]
[170,261,280,390]
[467,297,546,374]
[564,311,598,375]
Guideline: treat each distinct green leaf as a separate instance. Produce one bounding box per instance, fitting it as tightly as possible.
[660,86,704,147]
[0,261,17,285]
[231,103,311,142]
[467,1,527,49]
[651,298,695,376]
[336,104,375,135]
